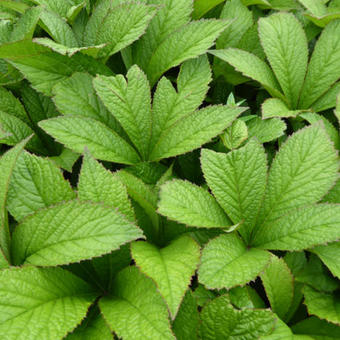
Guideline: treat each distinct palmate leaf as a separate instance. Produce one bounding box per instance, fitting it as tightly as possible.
[149,105,246,161]
[255,124,338,229]
[0,137,30,261]
[99,266,175,340]
[258,12,308,109]
[7,151,75,221]
[299,19,340,109]
[158,179,231,229]
[94,66,152,160]
[12,200,143,266]
[131,235,200,318]
[0,266,96,340]
[198,233,271,289]
[201,139,267,242]
[200,295,276,339]
[253,204,340,251]
[39,116,140,164]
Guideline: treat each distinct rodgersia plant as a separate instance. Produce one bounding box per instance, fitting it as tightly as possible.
[0,0,340,339]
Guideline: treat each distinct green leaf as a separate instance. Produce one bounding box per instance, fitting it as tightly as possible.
[99,266,175,340]
[39,116,140,164]
[323,179,340,204]
[0,40,112,96]
[304,285,340,325]
[78,150,135,222]
[131,235,200,318]
[256,124,338,228]
[65,307,112,340]
[210,48,285,100]
[12,200,143,266]
[149,105,246,161]
[0,137,30,260]
[53,72,122,133]
[0,0,29,13]
[145,19,230,85]
[200,295,276,339]
[311,242,340,280]
[50,147,79,172]
[94,66,152,160]
[158,179,231,229]
[0,266,95,340]
[311,81,340,112]
[253,204,340,251]
[193,0,225,19]
[83,1,157,58]
[172,291,199,340]
[292,316,340,339]
[229,286,266,309]
[246,116,287,143]
[31,0,83,18]
[221,119,248,150]
[262,98,302,119]
[0,249,8,269]
[261,256,294,320]
[299,20,340,109]
[199,233,271,289]
[201,140,267,242]
[151,55,212,148]
[336,93,340,124]
[259,13,308,108]
[7,151,75,221]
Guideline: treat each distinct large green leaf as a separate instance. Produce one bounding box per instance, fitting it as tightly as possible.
[0,137,30,261]
[52,72,121,133]
[131,236,200,318]
[193,0,225,19]
[199,233,271,289]
[299,19,340,108]
[261,256,294,320]
[200,295,276,339]
[158,179,231,229]
[7,151,75,221]
[0,266,96,340]
[149,105,246,161]
[99,266,175,340]
[39,116,140,164]
[12,200,143,266]
[94,66,152,160]
[259,12,308,108]
[255,124,338,229]
[78,151,135,222]
[254,204,340,251]
[83,1,157,58]
[201,140,267,242]
[304,285,340,325]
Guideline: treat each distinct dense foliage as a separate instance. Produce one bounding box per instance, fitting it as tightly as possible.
[0,0,340,339]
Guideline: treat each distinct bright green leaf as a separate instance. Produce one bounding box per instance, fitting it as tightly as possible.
[262,98,302,119]
[312,242,340,280]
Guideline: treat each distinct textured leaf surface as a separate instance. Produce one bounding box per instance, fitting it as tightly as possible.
[261,256,294,320]
[201,140,267,242]
[299,19,340,108]
[150,105,246,161]
[158,180,231,229]
[83,1,156,57]
[221,119,248,150]
[262,98,301,119]
[312,242,340,279]
[131,236,200,318]
[210,48,284,100]
[200,295,276,339]
[145,19,230,85]
[94,66,152,160]
[7,151,75,221]
[0,267,95,340]
[99,266,175,340]
[304,285,340,325]
[259,13,308,108]
[0,137,29,260]
[246,117,286,143]
[12,200,143,266]
[254,204,340,251]
[39,116,140,164]
[78,151,135,222]
[312,81,340,113]
[53,72,120,133]
[256,124,338,228]
[199,234,271,289]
